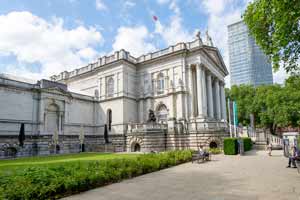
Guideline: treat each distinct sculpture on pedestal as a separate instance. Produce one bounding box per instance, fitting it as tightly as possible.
[147,109,156,123]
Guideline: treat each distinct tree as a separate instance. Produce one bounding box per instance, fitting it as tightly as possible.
[227,77,300,134]
[228,85,256,126]
[243,0,300,73]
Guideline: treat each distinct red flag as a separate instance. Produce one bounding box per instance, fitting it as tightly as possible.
[153,15,158,21]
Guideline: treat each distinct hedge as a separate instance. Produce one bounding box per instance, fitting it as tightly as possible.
[223,138,238,155]
[243,137,252,152]
[0,150,192,200]
[223,137,253,155]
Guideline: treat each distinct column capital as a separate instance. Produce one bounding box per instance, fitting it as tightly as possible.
[219,80,225,87]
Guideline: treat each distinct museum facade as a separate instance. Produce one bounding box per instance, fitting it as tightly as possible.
[0,33,229,158]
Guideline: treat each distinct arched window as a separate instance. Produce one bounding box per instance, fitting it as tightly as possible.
[106,77,114,97]
[157,72,164,94]
[156,104,168,123]
[107,109,112,131]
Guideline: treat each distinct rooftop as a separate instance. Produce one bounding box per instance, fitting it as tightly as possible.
[50,33,216,82]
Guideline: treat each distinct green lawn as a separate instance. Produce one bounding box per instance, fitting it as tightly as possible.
[0,152,139,173]
[0,150,192,199]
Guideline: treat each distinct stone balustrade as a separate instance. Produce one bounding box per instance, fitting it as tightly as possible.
[50,38,211,82]
[128,123,168,133]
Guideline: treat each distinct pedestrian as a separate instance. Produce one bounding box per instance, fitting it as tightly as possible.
[287,145,297,168]
[267,143,272,156]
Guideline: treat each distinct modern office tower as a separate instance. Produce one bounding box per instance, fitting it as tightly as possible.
[228,20,273,86]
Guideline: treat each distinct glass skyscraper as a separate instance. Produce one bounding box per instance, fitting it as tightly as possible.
[228,21,273,86]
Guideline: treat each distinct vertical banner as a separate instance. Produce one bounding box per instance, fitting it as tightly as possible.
[233,101,238,126]
[233,101,238,137]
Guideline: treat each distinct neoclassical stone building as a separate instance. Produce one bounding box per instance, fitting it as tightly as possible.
[0,33,228,158]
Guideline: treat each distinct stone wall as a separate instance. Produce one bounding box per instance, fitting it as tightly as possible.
[127,130,229,153]
[0,134,125,159]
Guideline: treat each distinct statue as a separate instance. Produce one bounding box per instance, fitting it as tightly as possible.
[147,109,156,123]
[206,30,213,46]
[195,30,203,44]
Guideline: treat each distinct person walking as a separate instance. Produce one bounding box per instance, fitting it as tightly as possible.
[267,143,272,156]
[287,145,297,168]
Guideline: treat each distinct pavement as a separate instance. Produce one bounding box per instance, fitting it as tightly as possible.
[63,150,300,200]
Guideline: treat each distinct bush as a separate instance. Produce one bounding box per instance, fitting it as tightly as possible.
[208,148,222,154]
[0,150,192,200]
[223,138,238,155]
[242,137,252,152]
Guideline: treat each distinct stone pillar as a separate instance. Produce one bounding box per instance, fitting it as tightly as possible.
[196,64,204,118]
[187,65,195,118]
[138,100,144,123]
[214,79,221,120]
[58,113,62,133]
[146,98,153,112]
[201,68,207,117]
[220,82,227,121]
[207,73,214,119]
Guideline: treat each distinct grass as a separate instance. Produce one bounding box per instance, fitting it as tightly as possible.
[0,152,138,173]
[0,150,192,199]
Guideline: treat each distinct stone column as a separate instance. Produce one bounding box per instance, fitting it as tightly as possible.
[214,79,221,120]
[139,100,144,123]
[196,64,204,118]
[187,65,195,118]
[220,82,227,121]
[58,113,63,134]
[207,73,214,119]
[201,68,207,117]
[146,98,153,116]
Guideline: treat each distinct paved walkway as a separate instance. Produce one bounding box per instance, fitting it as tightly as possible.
[63,150,300,200]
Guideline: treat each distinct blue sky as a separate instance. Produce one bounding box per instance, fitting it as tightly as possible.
[0,0,287,86]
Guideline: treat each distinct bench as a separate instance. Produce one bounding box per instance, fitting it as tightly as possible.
[192,152,210,163]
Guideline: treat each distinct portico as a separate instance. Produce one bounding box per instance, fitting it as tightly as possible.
[187,63,227,124]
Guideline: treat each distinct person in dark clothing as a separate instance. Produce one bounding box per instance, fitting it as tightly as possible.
[287,145,298,168]
[198,145,210,160]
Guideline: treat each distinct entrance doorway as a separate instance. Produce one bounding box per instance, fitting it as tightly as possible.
[209,141,218,148]
[132,143,141,152]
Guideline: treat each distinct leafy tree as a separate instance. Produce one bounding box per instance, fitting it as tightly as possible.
[243,0,300,73]
[228,85,256,125]
[227,76,300,134]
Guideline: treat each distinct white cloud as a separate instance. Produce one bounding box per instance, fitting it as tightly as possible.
[202,0,287,87]
[155,15,193,46]
[95,0,107,11]
[0,11,103,79]
[154,0,194,46]
[273,66,289,85]
[201,0,246,88]
[157,0,170,4]
[112,26,155,57]
[124,0,136,8]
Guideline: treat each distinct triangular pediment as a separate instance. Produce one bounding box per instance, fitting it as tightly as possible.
[202,47,229,75]
[42,87,72,97]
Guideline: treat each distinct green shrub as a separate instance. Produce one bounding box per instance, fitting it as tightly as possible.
[223,138,238,155]
[0,150,192,200]
[209,148,222,154]
[242,137,252,151]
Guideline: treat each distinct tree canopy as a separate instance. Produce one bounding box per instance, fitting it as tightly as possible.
[243,0,300,73]
[227,76,300,134]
